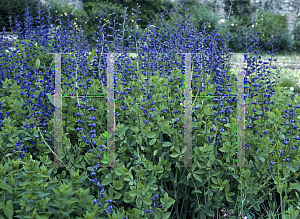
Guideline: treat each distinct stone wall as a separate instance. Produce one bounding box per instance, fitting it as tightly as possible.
[171,0,300,41]
[20,0,300,41]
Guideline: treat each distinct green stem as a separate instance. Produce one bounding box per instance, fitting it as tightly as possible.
[180,185,186,218]
[276,133,284,219]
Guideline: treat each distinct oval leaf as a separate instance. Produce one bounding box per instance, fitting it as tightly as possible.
[46,93,54,106]
[35,58,40,71]
[147,132,156,138]
[162,142,172,147]
[149,139,156,145]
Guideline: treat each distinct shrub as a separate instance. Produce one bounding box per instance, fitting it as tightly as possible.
[254,11,290,53]
[291,22,300,54]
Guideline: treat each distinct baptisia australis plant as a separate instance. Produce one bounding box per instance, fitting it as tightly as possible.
[1,0,300,218]
[0,1,174,218]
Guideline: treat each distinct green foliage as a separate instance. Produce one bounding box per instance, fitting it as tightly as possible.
[46,0,90,33]
[79,0,174,48]
[0,0,49,32]
[81,1,127,48]
[224,0,258,28]
[180,1,222,34]
[2,4,300,218]
[291,21,300,53]
[0,155,103,218]
[94,0,166,29]
[253,11,290,52]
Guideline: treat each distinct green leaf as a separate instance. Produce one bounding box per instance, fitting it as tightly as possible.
[0,179,12,193]
[194,169,205,175]
[162,142,172,147]
[143,198,152,205]
[211,170,221,177]
[77,175,88,184]
[225,195,233,203]
[87,48,96,64]
[136,199,142,209]
[114,167,124,176]
[204,209,215,217]
[193,173,202,183]
[101,178,112,186]
[226,192,235,197]
[191,190,202,194]
[153,150,158,157]
[160,192,175,209]
[149,139,156,145]
[155,210,162,219]
[211,184,220,189]
[211,177,218,184]
[220,131,230,135]
[170,152,179,158]
[47,206,58,214]
[204,106,213,115]
[4,200,13,219]
[46,93,54,106]
[162,212,171,219]
[187,173,191,181]
[147,132,156,138]
[26,203,35,213]
[35,59,40,70]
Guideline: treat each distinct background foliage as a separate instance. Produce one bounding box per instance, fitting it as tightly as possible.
[0,0,49,32]
[224,0,258,29]
[1,0,299,55]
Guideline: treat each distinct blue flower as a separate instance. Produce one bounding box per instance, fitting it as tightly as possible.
[106,199,113,204]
